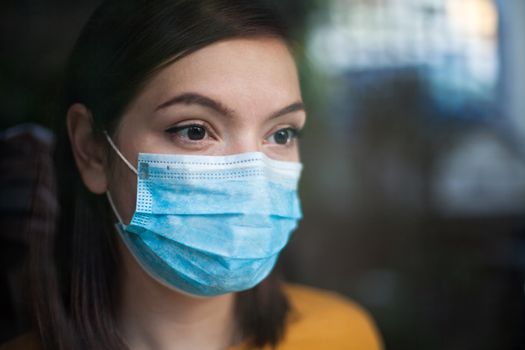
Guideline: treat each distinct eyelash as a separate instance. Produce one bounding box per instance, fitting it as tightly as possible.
[166,124,202,133]
[165,122,211,141]
[164,123,302,145]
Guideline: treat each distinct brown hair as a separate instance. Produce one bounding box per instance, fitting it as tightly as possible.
[31,1,292,349]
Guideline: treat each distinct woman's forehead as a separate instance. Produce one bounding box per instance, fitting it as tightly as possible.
[129,37,301,114]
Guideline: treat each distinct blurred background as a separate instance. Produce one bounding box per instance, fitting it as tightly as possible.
[1,0,524,349]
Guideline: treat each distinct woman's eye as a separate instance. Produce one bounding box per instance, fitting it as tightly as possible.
[267,128,299,145]
[166,124,207,141]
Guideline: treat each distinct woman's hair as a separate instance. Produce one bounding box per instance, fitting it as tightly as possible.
[31,1,292,349]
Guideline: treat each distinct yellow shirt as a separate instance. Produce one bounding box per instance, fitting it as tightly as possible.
[229,284,384,350]
[0,284,383,350]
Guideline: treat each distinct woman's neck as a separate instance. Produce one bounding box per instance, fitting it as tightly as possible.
[116,240,238,350]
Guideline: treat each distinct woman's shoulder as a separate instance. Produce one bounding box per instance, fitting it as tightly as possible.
[279,283,384,350]
[0,333,40,350]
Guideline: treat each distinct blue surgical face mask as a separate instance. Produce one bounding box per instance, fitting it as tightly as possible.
[104,133,302,297]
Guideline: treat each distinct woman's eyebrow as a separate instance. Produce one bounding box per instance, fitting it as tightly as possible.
[268,101,305,120]
[155,92,233,116]
[155,92,305,119]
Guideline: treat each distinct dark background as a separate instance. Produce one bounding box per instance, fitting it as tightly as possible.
[1,1,525,349]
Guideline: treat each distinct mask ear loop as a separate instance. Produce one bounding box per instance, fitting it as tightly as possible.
[103,130,138,226]
[103,130,138,175]
[106,191,124,225]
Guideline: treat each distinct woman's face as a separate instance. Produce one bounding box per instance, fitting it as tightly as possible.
[108,37,306,223]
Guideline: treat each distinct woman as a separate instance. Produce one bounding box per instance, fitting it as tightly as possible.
[1,0,383,349]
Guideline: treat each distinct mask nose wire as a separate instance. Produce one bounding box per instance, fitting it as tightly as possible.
[102,130,138,226]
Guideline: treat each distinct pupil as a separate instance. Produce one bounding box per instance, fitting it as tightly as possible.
[187,126,205,140]
[274,130,289,145]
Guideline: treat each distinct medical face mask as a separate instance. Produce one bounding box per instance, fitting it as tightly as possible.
[104,133,302,297]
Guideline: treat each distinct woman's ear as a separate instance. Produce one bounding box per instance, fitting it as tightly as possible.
[66,103,108,194]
